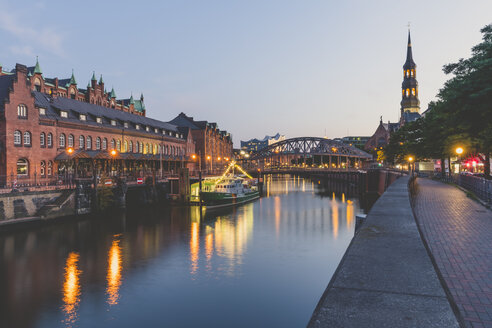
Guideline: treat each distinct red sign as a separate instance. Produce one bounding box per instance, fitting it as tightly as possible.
[137,178,144,185]
[104,179,113,186]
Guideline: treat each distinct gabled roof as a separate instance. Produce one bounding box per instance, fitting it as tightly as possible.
[0,74,14,108]
[33,91,180,134]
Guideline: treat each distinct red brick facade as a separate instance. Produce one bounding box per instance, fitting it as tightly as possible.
[0,63,196,186]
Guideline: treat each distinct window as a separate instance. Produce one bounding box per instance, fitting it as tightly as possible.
[145,143,149,154]
[406,89,410,97]
[40,161,46,176]
[111,120,116,126]
[154,128,158,133]
[59,133,66,148]
[111,139,115,150]
[24,131,31,146]
[146,126,150,132]
[14,130,21,145]
[124,122,129,128]
[140,142,144,154]
[68,134,74,148]
[47,133,53,148]
[17,159,28,176]
[136,142,139,153]
[70,88,76,99]
[40,132,45,147]
[124,141,128,152]
[86,136,92,150]
[34,78,41,92]
[47,161,52,176]
[60,111,68,118]
[39,107,46,115]
[116,140,121,151]
[96,117,102,124]
[17,104,27,118]
[96,137,101,150]
[102,138,107,150]
[80,114,86,121]
[136,124,140,130]
[411,88,416,96]
[169,131,172,136]
[79,135,85,149]
[129,141,133,153]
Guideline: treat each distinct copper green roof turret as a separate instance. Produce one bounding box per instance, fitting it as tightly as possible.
[87,81,91,89]
[91,71,97,81]
[129,93,135,105]
[34,56,42,74]
[99,74,104,84]
[110,87,116,98]
[70,69,77,85]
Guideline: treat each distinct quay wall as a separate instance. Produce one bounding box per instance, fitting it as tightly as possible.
[0,190,67,221]
[307,176,459,327]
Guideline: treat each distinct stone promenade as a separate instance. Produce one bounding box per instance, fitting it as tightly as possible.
[308,176,459,327]
[413,178,492,328]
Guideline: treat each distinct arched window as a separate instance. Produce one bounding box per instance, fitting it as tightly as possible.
[67,134,73,147]
[86,136,92,150]
[40,132,45,147]
[47,161,53,176]
[23,132,31,146]
[47,133,53,148]
[153,144,157,155]
[17,104,27,118]
[111,139,115,150]
[124,141,128,153]
[40,161,46,176]
[411,88,416,96]
[116,140,121,151]
[102,138,107,150]
[129,141,133,153]
[145,143,149,154]
[70,88,76,99]
[17,158,28,176]
[140,142,144,154]
[34,78,41,92]
[406,89,410,97]
[96,137,101,150]
[14,130,21,145]
[59,133,66,148]
[79,135,85,149]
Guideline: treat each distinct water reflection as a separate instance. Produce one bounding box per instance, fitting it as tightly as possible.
[0,174,363,328]
[107,235,123,306]
[62,252,81,327]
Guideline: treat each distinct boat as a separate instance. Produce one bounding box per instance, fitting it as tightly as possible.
[191,161,260,209]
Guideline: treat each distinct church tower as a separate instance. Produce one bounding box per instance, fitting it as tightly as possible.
[400,30,420,119]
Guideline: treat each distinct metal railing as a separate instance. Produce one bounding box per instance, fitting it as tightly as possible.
[458,174,492,204]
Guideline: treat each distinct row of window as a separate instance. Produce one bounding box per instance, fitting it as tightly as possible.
[14,131,186,156]
[402,88,417,97]
[16,159,53,176]
[404,69,415,78]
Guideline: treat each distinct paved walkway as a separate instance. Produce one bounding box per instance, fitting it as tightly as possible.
[309,176,458,327]
[413,178,492,328]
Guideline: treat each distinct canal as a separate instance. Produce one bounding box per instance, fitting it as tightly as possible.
[0,175,364,328]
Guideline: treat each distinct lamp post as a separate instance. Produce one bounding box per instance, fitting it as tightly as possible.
[110,149,118,177]
[408,156,414,176]
[455,147,464,174]
[67,147,74,187]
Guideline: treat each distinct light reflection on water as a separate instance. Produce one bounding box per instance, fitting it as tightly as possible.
[0,174,363,328]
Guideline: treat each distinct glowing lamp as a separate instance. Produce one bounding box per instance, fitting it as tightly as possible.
[456,147,464,155]
[111,149,117,156]
[191,154,197,160]
[67,147,74,154]
[206,155,211,160]
[217,157,221,161]
[408,156,414,162]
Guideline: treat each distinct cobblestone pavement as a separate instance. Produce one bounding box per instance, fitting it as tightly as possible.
[413,178,492,328]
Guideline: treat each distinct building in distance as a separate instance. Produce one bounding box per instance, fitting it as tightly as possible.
[240,133,285,152]
[333,136,370,150]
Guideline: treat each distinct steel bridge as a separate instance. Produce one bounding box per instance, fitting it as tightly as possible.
[243,137,372,170]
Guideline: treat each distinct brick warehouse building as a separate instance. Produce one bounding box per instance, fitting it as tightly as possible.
[169,113,233,173]
[0,61,200,187]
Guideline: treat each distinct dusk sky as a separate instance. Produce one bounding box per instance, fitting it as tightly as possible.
[1,0,491,146]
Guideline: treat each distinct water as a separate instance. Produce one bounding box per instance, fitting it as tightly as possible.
[0,175,363,328]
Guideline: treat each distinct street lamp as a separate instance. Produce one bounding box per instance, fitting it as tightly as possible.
[110,149,118,176]
[456,147,464,174]
[408,156,414,175]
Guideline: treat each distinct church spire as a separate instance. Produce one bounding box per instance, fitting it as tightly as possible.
[404,30,415,69]
[400,29,420,120]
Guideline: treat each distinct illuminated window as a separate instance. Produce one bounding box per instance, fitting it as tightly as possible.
[116,140,121,151]
[406,89,410,97]
[17,158,28,176]
[146,126,150,132]
[47,161,52,176]
[39,107,46,115]
[411,88,416,96]
[96,137,101,150]
[79,135,85,149]
[111,120,116,126]
[80,114,86,121]
[111,139,115,150]
[96,117,102,124]
[124,122,129,128]
[129,141,133,153]
[68,134,74,148]
[40,161,46,176]
[60,111,68,118]
[14,130,21,145]
[102,138,107,150]
[136,124,140,130]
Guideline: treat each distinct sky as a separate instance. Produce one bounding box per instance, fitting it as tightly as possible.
[0,0,491,146]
